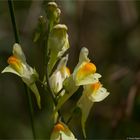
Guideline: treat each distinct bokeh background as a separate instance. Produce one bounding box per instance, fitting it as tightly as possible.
[0,0,140,139]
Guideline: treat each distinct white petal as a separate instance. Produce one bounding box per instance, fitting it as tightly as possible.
[60,131,76,140]
[50,71,63,93]
[13,43,26,62]
[1,66,21,77]
[50,122,77,140]
[76,73,101,86]
[89,87,110,102]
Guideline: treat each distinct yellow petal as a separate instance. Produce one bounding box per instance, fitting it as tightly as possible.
[76,62,96,81]
[65,67,70,76]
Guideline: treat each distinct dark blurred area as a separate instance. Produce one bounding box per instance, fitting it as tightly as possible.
[0,0,140,139]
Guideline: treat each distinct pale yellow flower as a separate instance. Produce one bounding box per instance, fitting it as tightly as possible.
[2,43,41,109]
[49,55,70,94]
[73,47,101,86]
[77,81,109,138]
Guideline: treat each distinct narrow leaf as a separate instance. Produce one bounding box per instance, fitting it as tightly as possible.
[29,83,41,109]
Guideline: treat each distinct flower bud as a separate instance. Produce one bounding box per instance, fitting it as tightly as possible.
[33,16,47,43]
[49,24,68,52]
[46,2,61,24]
[48,24,69,73]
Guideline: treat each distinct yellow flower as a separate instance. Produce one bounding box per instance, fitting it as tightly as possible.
[2,43,41,109]
[73,47,101,86]
[77,81,109,138]
[55,47,101,112]
[50,122,77,140]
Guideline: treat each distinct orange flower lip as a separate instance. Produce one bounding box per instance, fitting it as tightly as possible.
[54,123,65,132]
[7,55,22,73]
[8,56,20,64]
[91,82,101,91]
[83,62,96,73]
[76,62,96,79]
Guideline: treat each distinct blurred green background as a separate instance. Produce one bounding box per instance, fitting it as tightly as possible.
[0,0,140,139]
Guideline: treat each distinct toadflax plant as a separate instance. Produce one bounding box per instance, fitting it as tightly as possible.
[2,1,110,139]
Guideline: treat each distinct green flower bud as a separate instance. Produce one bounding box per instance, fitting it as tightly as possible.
[46,2,61,24]
[48,24,68,52]
[48,24,69,73]
[33,16,47,43]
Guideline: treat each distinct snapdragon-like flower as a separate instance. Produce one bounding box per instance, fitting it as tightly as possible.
[49,55,70,94]
[77,81,109,137]
[2,43,41,109]
[50,122,77,140]
[73,47,101,86]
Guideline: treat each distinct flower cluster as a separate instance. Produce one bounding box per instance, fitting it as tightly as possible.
[53,47,109,138]
[1,2,110,139]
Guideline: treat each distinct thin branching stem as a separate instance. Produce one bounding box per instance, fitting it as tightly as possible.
[8,0,36,139]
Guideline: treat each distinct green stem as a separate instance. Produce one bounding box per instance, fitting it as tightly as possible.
[8,0,20,43]
[8,0,36,139]
[44,21,56,104]
[26,87,36,139]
